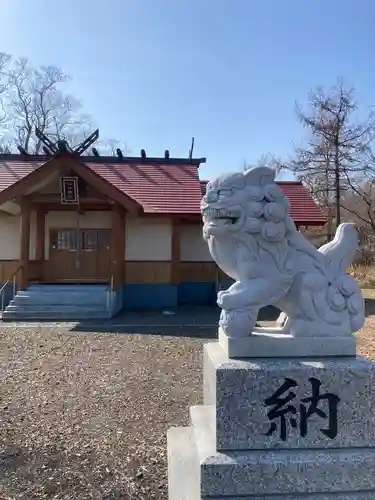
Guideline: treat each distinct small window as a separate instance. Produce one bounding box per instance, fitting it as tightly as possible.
[97,230,111,250]
[82,230,98,251]
[51,230,77,250]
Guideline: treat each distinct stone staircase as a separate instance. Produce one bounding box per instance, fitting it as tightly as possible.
[2,284,115,321]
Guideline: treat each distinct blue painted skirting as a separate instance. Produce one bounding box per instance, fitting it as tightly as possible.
[178,281,217,306]
[121,283,178,310]
[121,281,218,310]
[120,282,280,316]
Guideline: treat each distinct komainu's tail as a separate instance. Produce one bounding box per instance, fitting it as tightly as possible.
[319,223,365,333]
[318,223,359,278]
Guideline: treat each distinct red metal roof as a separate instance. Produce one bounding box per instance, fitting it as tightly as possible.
[200,180,326,225]
[0,155,326,223]
[87,162,202,214]
[0,156,204,215]
[0,159,43,193]
[277,181,326,224]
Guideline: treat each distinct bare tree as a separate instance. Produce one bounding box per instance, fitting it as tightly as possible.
[0,53,12,143]
[0,54,93,153]
[339,144,375,230]
[287,140,336,239]
[244,153,283,174]
[86,137,131,157]
[292,78,375,227]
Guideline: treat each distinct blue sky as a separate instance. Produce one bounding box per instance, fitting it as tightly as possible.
[0,0,374,181]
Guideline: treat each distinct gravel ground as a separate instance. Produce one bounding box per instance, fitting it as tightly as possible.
[357,292,375,359]
[1,297,375,500]
[0,327,206,500]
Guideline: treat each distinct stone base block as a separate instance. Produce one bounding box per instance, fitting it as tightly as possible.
[168,340,375,499]
[204,342,375,451]
[219,328,357,359]
[167,416,375,499]
[167,426,199,500]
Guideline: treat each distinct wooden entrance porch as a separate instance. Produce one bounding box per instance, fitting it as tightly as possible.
[46,228,112,282]
[19,198,126,290]
[0,145,142,292]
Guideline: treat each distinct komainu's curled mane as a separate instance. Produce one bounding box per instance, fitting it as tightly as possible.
[201,166,365,338]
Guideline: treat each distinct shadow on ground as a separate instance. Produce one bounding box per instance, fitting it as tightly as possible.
[71,306,219,338]
[69,305,281,338]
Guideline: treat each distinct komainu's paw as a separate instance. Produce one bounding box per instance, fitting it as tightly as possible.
[217,292,239,310]
[217,289,231,308]
[219,308,255,338]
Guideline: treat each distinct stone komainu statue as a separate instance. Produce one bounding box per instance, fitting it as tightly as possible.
[201,166,365,338]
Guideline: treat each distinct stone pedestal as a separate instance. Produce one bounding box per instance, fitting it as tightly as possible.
[167,338,375,499]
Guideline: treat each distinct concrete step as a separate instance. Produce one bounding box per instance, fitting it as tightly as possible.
[167,426,199,500]
[7,303,106,313]
[189,405,216,456]
[11,296,108,306]
[27,285,108,292]
[13,289,107,296]
[18,289,108,297]
[2,309,111,321]
[17,288,108,295]
[2,284,115,322]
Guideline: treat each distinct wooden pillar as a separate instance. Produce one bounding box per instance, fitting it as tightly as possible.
[20,198,31,290]
[35,206,46,281]
[111,204,125,290]
[171,218,181,285]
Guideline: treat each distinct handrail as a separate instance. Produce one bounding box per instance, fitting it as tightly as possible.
[0,265,22,295]
[0,265,23,314]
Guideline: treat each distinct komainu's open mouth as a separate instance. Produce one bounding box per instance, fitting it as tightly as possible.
[202,207,240,225]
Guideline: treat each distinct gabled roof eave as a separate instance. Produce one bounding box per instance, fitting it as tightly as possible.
[0,153,142,214]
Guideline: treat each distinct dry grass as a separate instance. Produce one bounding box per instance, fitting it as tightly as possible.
[348,267,375,359]
[348,263,375,288]
[0,328,205,500]
[356,290,375,359]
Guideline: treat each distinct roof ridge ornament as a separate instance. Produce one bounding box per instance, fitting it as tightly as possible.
[34,128,99,156]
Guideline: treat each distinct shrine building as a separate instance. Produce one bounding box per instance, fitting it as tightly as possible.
[0,131,326,320]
